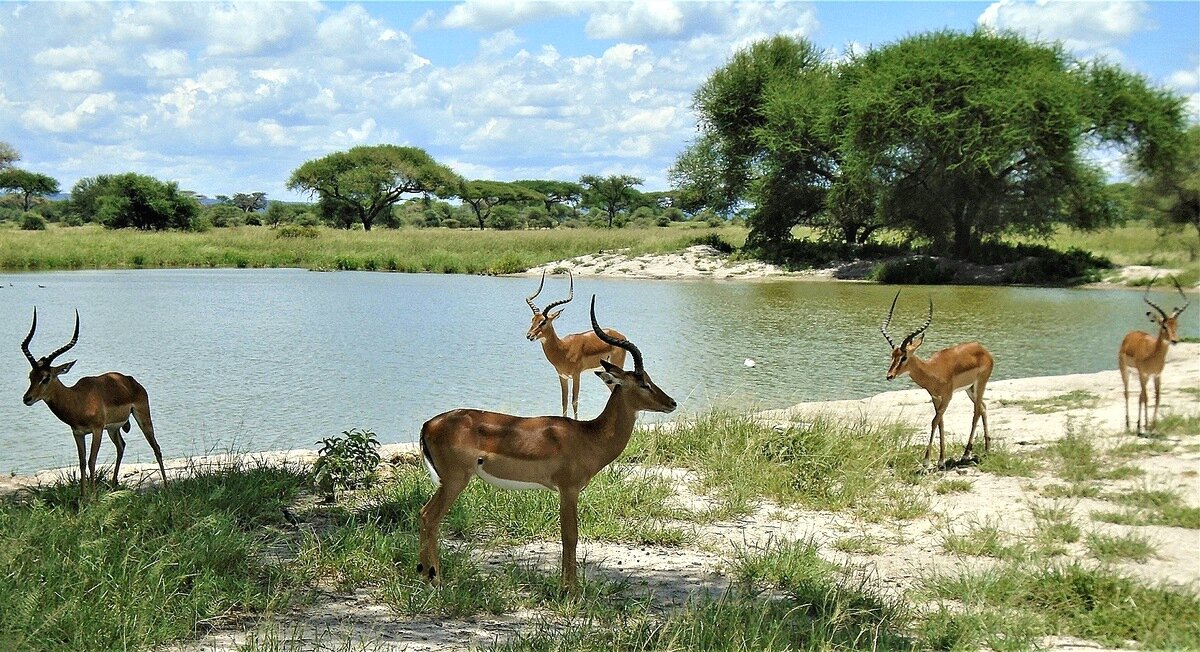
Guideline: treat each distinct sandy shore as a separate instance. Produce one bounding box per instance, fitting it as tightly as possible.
[6,344,1194,651]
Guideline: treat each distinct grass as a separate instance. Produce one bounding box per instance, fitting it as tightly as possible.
[1028,222,1200,284]
[933,478,973,495]
[0,459,309,652]
[1093,487,1200,529]
[625,411,924,520]
[1085,532,1158,563]
[0,223,747,273]
[941,520,1027,560]
[918,562,1200,650]
[1001,390,1099,414]
[1041,422,1143,483]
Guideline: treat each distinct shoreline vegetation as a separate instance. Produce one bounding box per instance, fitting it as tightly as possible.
[0,222,1197,287]
[1,346,1197,651]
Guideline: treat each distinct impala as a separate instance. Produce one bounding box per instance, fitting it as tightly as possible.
[881,292,994,469]
[1119,276,1190,434]
[419,296,675,592]
[525,270,628,418]
[21,309,167,495]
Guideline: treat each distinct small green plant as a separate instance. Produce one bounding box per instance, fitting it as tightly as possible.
[312,428,381,501]
[1002,390,1099,414]
[20,212,46,230]
[1086,531,1158,563]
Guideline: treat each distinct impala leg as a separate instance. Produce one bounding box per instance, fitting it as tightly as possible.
[417,472,469,584]
[1120,362,1131,432]
[1151,375,1162,432]
[571,373,582,420]
[559,376,570,417]
[559,485,582,594]
[87,428,103,487]
[923,412,938,468]
[1137,375,1149,435]
[132,406,167,486]
[73,432,87,496]
[106,427,126,487]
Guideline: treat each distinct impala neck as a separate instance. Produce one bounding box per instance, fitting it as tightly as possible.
[538,321,562,349]
[41,379,86,427]
[904,355,944,392]
[587,384,641,447]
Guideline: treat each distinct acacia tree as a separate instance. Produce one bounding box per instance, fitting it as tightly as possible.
[458,180,544,229]
[232,192,268,214]
[0,169,59,211]
[579,174,643,227]
[288,145,461,231]
[513,179,583,220]
[1139,124,1199,239]
[840,30,1185,258]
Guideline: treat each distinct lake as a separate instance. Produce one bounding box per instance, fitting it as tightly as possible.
[1,268,1194,474]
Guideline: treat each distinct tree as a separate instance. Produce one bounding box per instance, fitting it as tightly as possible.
[840,30,1186,258]
[1139,124,1200,239]
[459,180,543,229]
[0,142,18,169]
[670,36,837,249]
[71,173,200,230]
[231,192,268,214]
[0,169,59,211]
[288,145,462,231]
[513,179,583,220]
[579,174,644,227]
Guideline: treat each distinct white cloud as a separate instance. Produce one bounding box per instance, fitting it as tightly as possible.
[156,68,240,126]
[481,29,523,55]
[32,42,117,68]
[1168,67,1200,92]
[48,69,103,92]
[979,0,1151,52]
[441,1,578,30]
[205,4,316,57]
[586,0,684,40]
[22,93,117,133]
[143,49,189,77]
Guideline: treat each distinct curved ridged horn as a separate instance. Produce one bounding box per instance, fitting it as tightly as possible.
[881,290,900,348]
[1170,276,1190,317]
[900,297,933,349]
[541,270,574,315]
[21,308,38,367]
[590,294,642,375]
[1143,276,1168,320]
[526,270,546,315]
[45,310,80,363]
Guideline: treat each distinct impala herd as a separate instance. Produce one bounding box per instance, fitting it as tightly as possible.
[17,273,1193,591]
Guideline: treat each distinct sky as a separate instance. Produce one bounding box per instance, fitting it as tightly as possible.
[1,1,1197,203]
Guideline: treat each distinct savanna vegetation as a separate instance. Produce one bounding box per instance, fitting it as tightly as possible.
[2,30,1195,285]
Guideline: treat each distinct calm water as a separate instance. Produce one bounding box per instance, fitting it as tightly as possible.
[0,269,1195,474]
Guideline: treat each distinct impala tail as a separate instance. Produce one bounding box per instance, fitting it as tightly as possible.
[419,431,441,487]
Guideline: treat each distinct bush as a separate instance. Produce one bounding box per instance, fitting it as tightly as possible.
[312,428,381,502]
[1006,247,1110,285]
[20,212,46,230]
[691,233,735,254]
[869,256,957,284]
[277,225,319,239]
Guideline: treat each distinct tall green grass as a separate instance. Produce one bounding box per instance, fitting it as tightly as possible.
[0,460,308,652]
[0,224,747,273]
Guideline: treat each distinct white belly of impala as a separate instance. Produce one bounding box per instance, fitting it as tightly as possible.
[475,459,547,491]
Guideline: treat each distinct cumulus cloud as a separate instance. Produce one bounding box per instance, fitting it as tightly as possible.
[978,0,1151,52]
[441,0,578,30]
[22,93,117,133]
[47,69,103,92]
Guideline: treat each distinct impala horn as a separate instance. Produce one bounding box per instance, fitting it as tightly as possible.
[1143,276,1168,320]
[900,297,934,350]
[590,295,643,375]
[526,270,546,315]
[1170,276,1190,317]
[46,310,80,363]
[541,270,574,316]
[21,308,38,367]
[880,290,900,348]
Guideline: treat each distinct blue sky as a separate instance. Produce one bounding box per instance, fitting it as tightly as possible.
[1,1,1196,203]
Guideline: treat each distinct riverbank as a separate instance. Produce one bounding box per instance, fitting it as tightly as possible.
[3,345,1197,651]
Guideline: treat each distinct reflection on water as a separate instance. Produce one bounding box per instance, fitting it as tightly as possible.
[0,268,1193,474]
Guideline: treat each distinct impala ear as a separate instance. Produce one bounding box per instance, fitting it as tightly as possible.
[548,309,563,320]
[909,334,925,351]
[1146,311,1158,323]
[594,369,620,387]
[599,359,620,373]
[53,360,76,375]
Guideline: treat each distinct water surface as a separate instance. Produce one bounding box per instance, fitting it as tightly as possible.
[1,269,1193,474]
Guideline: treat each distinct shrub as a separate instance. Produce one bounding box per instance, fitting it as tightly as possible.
[277,225,320,239]
[869,256,956,284]
[312,428,381,502]
[691,232,735,254]
[20,212,46,230]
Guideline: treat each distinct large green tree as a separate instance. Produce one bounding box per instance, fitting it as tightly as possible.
[232,192,268,214]
[579,174,644,227]
[70,173,199,230]
[840,30,1185,257]
[513,179,583,220]
[1139,124,1199,238]
[0,168,59,211]
[458,180,544,229]
[674,32,1187,258]
[287,145,461,231]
